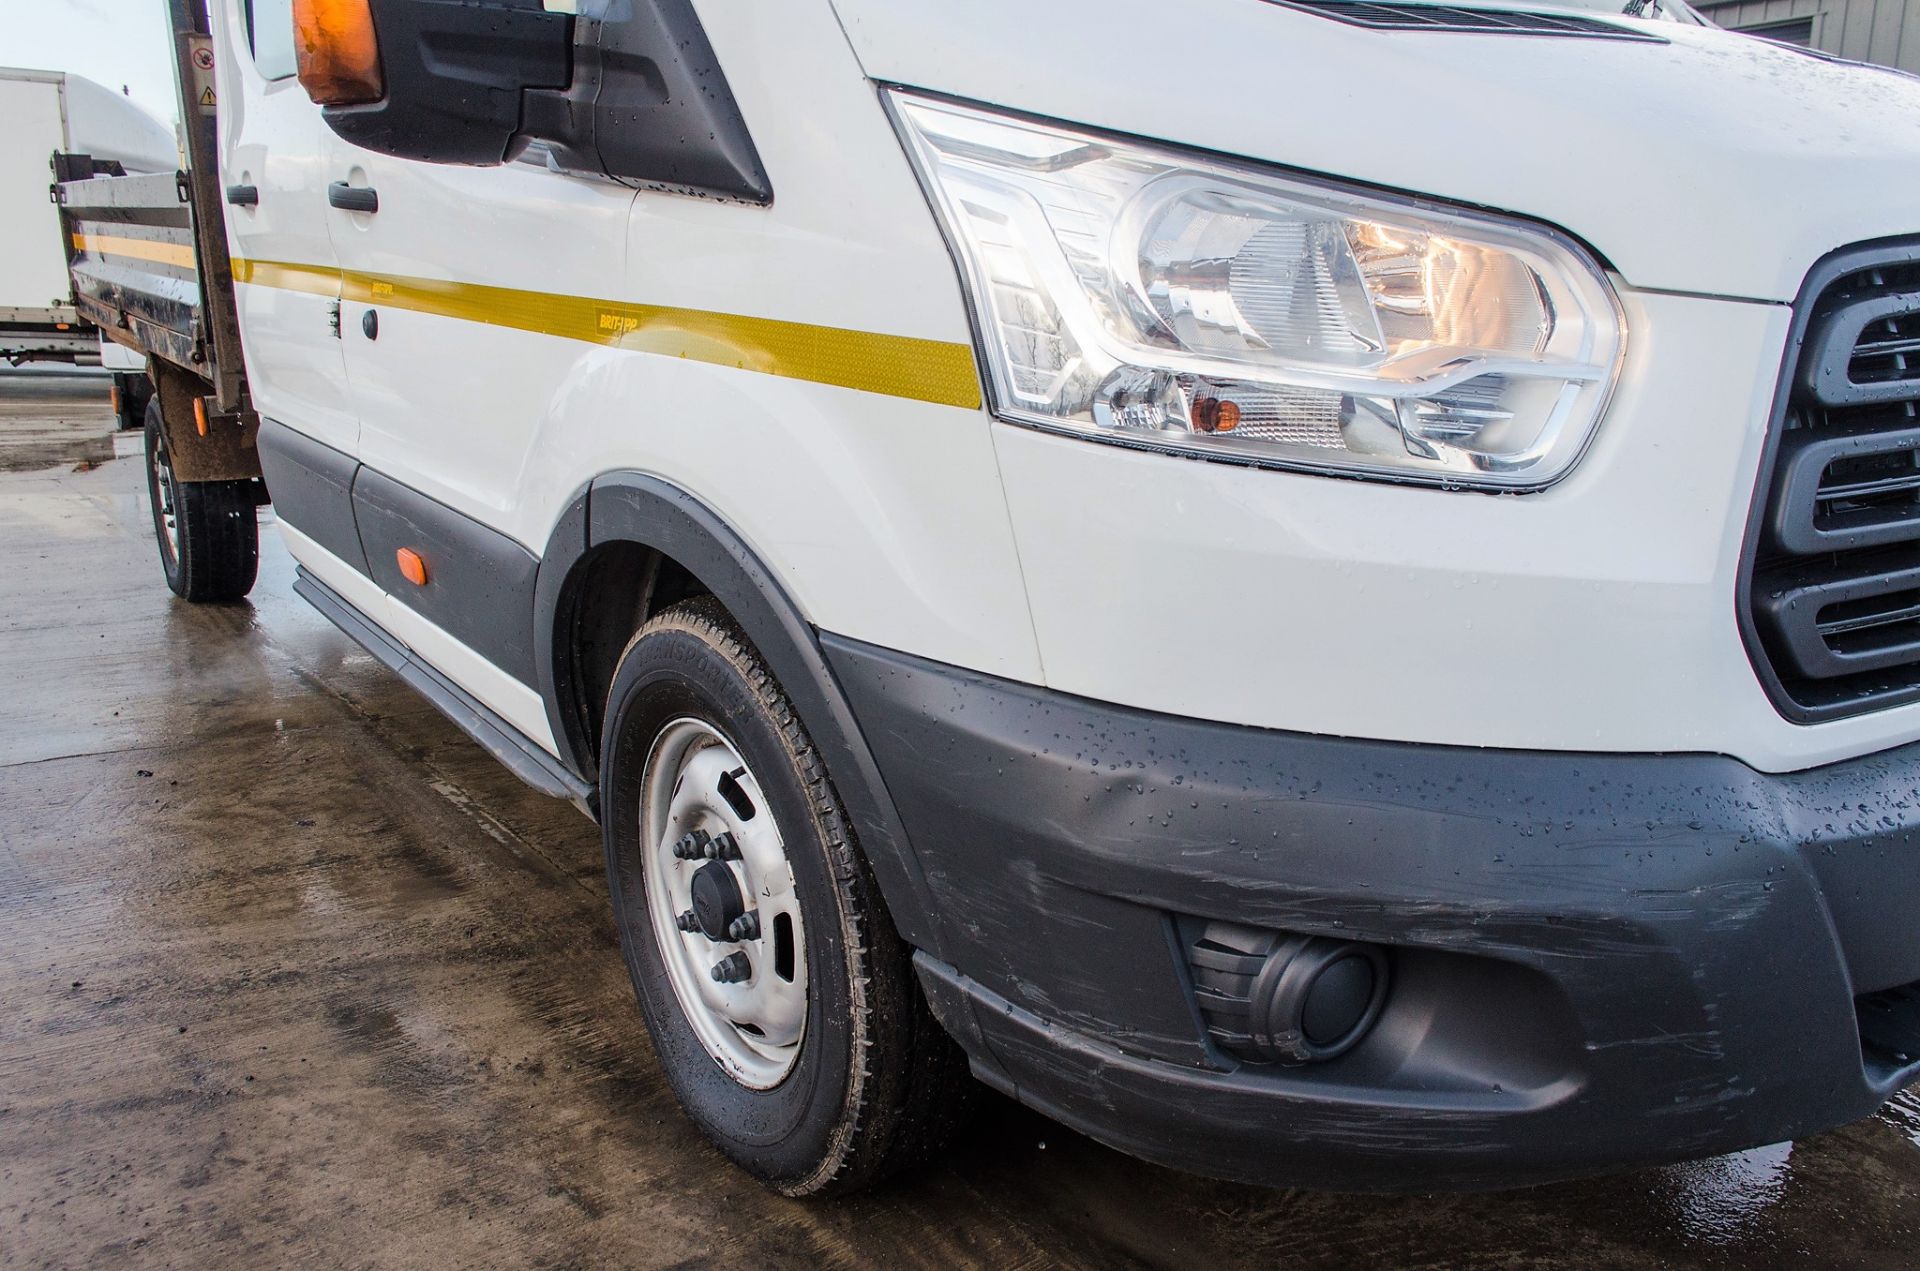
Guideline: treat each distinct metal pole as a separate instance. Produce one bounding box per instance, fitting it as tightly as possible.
[167,0,250,417]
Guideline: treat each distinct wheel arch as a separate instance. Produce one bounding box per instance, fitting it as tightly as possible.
[148,357,262,483]
[534,472,944,956]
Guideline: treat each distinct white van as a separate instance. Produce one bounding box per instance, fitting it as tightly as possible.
[101,0,1920,1195]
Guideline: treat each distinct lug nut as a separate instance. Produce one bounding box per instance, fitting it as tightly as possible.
[710,952,751,983]
[675,909,699,933]
[705,831,742,861]
[727,911,760,942]
[673,829,712,860]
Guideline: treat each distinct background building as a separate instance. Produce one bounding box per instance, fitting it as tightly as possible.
[1698,0,1920,73]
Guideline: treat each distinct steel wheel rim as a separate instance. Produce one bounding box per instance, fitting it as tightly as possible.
[150,427,179,566]
[640,717,807,1089]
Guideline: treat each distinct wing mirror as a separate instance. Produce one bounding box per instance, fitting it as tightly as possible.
[294,0,570,165]
[292,0,770,203]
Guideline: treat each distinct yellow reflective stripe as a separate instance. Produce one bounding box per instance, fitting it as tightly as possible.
[230,257,341,298]
[70,232,195,270]
[230,257,982,410]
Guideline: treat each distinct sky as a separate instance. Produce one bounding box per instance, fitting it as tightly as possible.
[1,0,180,123]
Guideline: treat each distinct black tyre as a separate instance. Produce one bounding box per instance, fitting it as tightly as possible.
[143,396,258,602]
[600,596,968,1196]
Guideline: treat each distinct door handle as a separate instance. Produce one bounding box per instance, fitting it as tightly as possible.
[225,184,259,207]
[327,181,379,214]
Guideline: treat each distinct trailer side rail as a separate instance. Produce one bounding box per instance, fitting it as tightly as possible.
[58,169,201,372]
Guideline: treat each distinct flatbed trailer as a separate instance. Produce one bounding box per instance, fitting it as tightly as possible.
[53,0,260,471]
[55,0,264,598]
[56,154,257,473]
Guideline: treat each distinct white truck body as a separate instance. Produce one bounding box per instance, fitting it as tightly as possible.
[0,68,176,365]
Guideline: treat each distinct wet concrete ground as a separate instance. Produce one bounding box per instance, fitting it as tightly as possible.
[1,369,1916,1268]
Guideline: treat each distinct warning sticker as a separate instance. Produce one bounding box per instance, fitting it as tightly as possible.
[188,35,217,115]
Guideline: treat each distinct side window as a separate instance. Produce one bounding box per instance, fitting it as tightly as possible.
[244,0,298,81]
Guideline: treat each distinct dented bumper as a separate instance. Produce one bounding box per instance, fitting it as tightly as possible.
[824,634,1920,1190]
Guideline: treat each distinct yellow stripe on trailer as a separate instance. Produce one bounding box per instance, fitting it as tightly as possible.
[229,257,983,410]
[70,232,197,270]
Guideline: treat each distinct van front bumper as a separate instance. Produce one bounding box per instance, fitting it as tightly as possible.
[823,635,1920,1190]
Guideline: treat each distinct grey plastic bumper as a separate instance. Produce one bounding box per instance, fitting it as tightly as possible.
[823,634,1920,1190]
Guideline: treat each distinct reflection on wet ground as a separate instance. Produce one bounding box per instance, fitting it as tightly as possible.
[1,377,1916,1268]
[0,371,120,472]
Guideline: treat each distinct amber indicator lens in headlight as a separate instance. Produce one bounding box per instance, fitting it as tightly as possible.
[890,93,1623,490]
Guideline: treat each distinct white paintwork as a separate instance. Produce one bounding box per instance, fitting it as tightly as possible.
[992,289,1920,774]
[54,73,177,175]
[829,0,1920,304]
[0,70,173,315]
[204,0,1920,774]
[208,1,357,456]
[277,520,387,629]
[373,590,558,752]
[1,76,73,315]
[317,134,636,538]
[98,337,143,371]
[306,0,1040,712]
[519,1,1042,684]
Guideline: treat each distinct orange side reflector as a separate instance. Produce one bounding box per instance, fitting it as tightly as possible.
[396,548,429,587]
[293,0,385,106]
[193,398,209,437]
[109,385,121,413]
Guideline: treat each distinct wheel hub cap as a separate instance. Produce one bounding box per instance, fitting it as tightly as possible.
[640,718,807,1089]
[689,860,745,942]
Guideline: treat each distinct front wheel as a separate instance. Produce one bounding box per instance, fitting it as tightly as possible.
[600,597,968,1196]
[143,397,258,602]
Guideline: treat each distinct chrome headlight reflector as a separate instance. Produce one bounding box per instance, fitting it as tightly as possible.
[890,92,1623,490]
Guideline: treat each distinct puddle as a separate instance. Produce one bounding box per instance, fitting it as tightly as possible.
[1878,1086,1920,1149]
[0,429,118,473]
[1651,1140,1794,1246]
[1,373,120,471]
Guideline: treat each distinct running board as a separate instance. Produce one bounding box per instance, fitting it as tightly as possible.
[293,568,598,819]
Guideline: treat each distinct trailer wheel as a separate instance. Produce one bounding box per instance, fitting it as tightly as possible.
[143,397,258,602]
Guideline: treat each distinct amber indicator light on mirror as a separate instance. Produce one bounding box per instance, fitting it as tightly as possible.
[293,0,385,106]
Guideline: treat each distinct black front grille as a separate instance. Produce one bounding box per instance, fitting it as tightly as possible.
[1744,242,1920,722]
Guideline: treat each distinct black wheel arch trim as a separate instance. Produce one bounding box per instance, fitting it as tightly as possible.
[533,471,946,957]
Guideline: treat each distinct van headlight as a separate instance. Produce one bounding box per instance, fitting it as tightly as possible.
[889,92,1623,490]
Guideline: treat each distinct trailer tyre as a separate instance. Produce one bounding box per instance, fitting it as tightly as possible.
[600,597,969,1196]
[143,397,258,602]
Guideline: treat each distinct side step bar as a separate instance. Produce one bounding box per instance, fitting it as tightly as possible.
[293,567,598,819]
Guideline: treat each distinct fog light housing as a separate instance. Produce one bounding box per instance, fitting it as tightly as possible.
[1190,921,1390,1064]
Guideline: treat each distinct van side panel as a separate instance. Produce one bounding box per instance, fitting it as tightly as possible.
[508,0,1045,688]
[352,468,542,688]
[256,421,367,575]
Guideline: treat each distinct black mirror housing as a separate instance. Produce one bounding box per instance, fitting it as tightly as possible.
[321,0,573,166]
[317,0,771,205]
